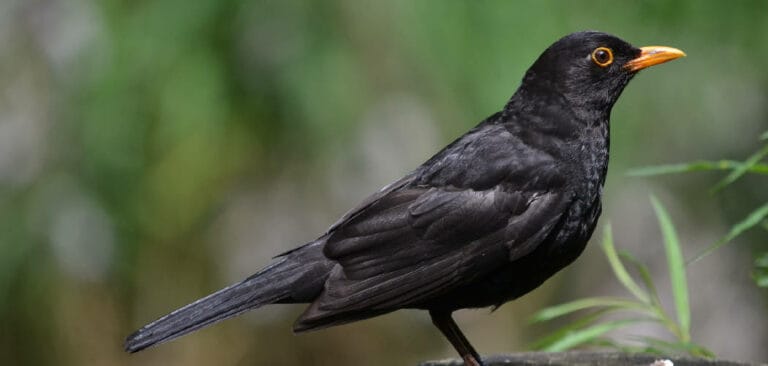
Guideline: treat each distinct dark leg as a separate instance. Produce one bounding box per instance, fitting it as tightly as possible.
[429,310,483,366]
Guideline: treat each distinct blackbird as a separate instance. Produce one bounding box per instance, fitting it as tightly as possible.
[125,31,684,365]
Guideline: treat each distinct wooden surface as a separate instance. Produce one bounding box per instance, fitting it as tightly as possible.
[419,351,763,366]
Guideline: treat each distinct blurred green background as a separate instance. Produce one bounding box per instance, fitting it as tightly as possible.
[1,0,766,365]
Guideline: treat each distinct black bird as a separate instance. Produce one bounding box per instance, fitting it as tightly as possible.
[125,31,684,365]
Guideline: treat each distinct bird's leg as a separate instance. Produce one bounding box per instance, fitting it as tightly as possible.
[429,310,483,366]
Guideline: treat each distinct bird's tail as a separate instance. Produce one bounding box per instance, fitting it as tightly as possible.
[125,242,330,353]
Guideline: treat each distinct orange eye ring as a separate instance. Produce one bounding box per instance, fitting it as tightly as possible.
[591,47,614,67]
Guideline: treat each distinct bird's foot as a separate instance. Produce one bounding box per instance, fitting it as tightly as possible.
[462,354,483,366]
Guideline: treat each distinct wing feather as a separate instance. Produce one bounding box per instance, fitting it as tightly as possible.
[290,116,577,332]
[295,185,571,330]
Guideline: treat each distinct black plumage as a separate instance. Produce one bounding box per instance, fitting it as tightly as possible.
[125,31,684,365]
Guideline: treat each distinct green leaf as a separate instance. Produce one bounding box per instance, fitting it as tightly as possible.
[619,251,684,336]
[530,297,648,323]
[541,319,643,352]
[689,202,768,264]
[618,251,662,307]
[633,336,687,355]
[761,131,768,140]
[530,310,607,350]
[637,337,716,358]
[583,337,650,353]
[753,252,768,288]
[755,252,768,267]
[601,224,649,303]
[627,160,768,177]
[650,196,690,343]
[711,145,768,192]
[689,344,717,359]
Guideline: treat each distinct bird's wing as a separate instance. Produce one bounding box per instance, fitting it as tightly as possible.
[294,183,570,330]
[326,174,416,233]
[274,174,416,258]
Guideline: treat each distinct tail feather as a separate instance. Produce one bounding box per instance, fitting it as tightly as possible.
[125,257,304,353]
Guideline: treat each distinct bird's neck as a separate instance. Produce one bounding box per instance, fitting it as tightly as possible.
[501,88,612,192]
[501,87,612,146]
[504,79,614,125]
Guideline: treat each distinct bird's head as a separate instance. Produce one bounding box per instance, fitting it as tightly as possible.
[516,31,685,118]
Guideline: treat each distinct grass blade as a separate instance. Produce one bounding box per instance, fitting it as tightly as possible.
[619,251,683,335]
[618,251,661,306]
[601,224,649,303]
[637,337,716,358]
[584,337,651,353]
[627,161,768,177]
[689,202,768,264]
[530,310,607,350]
[530,297,647,323]
[711,145,768,192]
[753,252,768,288]
[541,319,643,352]
[650,196,690,343]
[632,336,686,355]
[689,345,717,359]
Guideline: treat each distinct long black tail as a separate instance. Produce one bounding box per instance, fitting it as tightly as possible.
[125,242,330,353]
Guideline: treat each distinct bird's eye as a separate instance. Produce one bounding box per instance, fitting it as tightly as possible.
[591,47,614,67]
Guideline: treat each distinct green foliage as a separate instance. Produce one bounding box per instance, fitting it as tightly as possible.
[531,198,713,358]
[690,203,768,264]
[650,196,690,341]
[754,253,768,288]
[628,132,768,272]
[710,145,768,193]
[627,161,768,177]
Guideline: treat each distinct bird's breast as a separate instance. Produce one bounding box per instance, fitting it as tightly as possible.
[548,124,609,257]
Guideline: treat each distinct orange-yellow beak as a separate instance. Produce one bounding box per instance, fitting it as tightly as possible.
[624,46,686,72]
